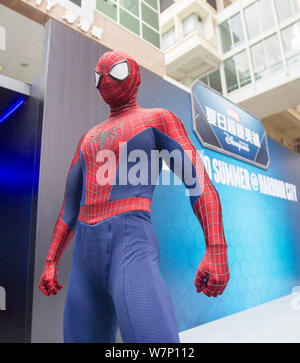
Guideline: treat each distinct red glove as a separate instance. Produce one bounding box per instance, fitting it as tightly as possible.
[39,135,84,297]
[195,245,230,297]
[39,260,63,297]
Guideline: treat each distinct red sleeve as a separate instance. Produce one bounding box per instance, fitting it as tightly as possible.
[46,134,86,265]
[155,109,227,250]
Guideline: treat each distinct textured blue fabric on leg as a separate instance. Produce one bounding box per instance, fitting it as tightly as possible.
[63,211,179,343]
[63,221,117,343]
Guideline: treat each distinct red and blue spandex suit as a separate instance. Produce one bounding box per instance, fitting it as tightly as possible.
[39,51,230,343]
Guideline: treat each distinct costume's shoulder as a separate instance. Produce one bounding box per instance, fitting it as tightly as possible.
[151,108,180,121]
[152,109,185,130]
[85,123,99,136]
[82,121,105,142]
[77,127,96,154]
[74,132,86,152]
[70,132,88,162]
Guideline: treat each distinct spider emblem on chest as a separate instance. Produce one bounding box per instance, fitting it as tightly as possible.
[90,121,121,157]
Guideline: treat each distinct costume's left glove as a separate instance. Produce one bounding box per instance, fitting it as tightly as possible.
[193,170,230,297]
[39,260,63,297]
[195,245,230,297]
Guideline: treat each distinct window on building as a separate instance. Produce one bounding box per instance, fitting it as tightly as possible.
[96,0,161,48]
[142,23,160,48]
[282,21,300,66]
[245,0,275,40]
[144,0,158,10]
[264,34,283,72]
[220,13,245,54]
[275,0,299,23]
[120,0,139,16]
[208,69,222,93]
[162,27,175,50]
[183,13,202,36]
[251,34,283,80]
[96,0,117,21]
[224,58,239,93]
[230,13,244,47]
[257,0,275,31]
[200,75,209,85]
[245,3,259,39]
[234,50,251,87]
[142,2,159,31]
[251,41,268,80]
[200,69,223,93]
[120,8,140,35]
[220,20,232,53]
[224,51,251,93]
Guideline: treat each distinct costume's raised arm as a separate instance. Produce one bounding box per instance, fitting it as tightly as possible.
[39,134,85,296]
[154,110,230,297]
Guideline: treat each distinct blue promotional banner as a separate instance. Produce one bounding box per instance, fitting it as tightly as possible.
[147,79,300,334]
[152,131,300,334]
[191,81,270,169]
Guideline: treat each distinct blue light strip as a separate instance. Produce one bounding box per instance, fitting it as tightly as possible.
[0,97,25,125]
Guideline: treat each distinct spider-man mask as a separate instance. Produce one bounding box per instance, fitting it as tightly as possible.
[95,51,141,109]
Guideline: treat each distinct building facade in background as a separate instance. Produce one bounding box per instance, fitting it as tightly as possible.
[161,0,300,152]
[0,0,165,81]
[1,0,300,152]
[95,0,161,48]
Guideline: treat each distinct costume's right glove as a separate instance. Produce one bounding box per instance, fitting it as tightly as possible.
[39,260,63,297]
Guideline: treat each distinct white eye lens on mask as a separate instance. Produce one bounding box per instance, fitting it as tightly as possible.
[95,71,101,88]
[109,61,130,81]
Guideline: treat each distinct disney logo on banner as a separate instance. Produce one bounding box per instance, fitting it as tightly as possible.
[191,81,270,169]
[224,132,250,153]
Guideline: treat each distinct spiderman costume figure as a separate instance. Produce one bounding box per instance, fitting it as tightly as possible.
[39,51,230,343]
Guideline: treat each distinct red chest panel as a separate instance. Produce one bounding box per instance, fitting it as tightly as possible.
[81,107,154,206]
